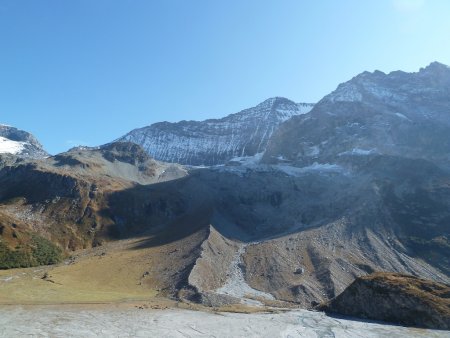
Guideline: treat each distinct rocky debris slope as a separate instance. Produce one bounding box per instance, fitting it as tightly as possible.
[118,97,314,166]
[263,62,450,167]
[319,272,450,330]
[187,225,275,307]
[0,124,48,159]
[101,154,448,307]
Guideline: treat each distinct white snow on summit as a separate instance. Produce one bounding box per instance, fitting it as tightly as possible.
[0,136,25,155]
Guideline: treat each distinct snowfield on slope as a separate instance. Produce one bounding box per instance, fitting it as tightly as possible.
[0,136,25,154]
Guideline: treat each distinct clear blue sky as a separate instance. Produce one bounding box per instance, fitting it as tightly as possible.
[1,0,449,154]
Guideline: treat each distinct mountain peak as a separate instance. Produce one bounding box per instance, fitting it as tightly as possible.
[323,62,450,104]
[255,97,314,120]
[0,124,48,158]
[423,61,449,70]
[264,62,450,167]
[259,97,296,107]
[419,61,450,76]
[117,97,314,165]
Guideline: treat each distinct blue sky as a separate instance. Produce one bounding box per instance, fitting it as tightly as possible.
[1,0,449,154]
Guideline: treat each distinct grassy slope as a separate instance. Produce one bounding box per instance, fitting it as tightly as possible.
[0,239,158,304]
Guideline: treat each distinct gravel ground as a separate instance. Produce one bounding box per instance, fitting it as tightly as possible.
[0,306,448,338]
[215,243,275,305]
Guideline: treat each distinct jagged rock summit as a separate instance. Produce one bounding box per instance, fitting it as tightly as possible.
[263,62,450,167]
[0,124,48,159]
[117,97,314,166]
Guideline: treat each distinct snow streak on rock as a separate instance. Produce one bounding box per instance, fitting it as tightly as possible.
[215,243,274,305]
[118,97,314,166]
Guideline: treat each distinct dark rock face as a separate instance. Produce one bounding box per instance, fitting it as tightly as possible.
[117,97,314,166]
[100,142,152,165]
[0,125,48,159]
[320,272,450,330]
[263,62,450,167]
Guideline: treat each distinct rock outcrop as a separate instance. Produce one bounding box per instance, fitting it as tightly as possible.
[320,272,450,330]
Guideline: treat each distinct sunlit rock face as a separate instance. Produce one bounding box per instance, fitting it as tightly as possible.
[118,97,314,166]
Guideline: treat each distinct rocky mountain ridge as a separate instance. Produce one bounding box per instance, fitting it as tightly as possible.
[118,97,314,166]
[263,62,450,168]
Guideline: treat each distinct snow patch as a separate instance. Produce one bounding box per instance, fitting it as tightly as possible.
[276,163,344,176]
[0,137,25,155]
[276,155,291,162]
[212,162,347,178]
[339,148,375,156]
[394,113,412,121]
[229,152,264,166]
[215,244,274,305]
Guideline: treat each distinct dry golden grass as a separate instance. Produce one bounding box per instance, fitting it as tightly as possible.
[0,239,160,305]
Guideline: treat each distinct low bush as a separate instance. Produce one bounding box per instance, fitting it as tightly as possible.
[0,235,63,269]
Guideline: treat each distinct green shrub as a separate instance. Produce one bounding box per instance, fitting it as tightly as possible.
[0,235,63,269]
[30,234,63,265]
[0,241,33,269]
